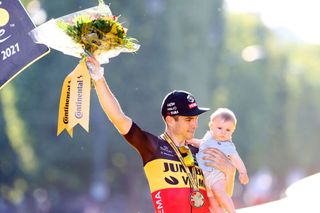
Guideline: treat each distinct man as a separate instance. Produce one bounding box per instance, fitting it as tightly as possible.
[86,56,235,212]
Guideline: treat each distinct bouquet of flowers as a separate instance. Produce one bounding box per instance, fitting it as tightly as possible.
[30,0,139,137]
[30,0,139,63]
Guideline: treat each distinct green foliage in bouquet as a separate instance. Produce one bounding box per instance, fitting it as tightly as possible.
[57,14,138,54]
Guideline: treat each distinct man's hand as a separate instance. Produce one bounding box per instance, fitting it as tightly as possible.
[203,148,236,176]
[85,54,104,81]
[203,148,236,196]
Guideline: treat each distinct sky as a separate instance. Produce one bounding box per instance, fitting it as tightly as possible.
[225,0,320,44]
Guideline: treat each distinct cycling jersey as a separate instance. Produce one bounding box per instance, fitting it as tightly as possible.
[124,122,210,213]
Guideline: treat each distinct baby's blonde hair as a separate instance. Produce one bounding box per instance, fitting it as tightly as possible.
[209,108,237,125]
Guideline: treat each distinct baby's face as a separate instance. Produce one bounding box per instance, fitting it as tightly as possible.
[209,116,236,141]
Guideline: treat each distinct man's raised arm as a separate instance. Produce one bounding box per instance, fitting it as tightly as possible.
[86,56,132,135]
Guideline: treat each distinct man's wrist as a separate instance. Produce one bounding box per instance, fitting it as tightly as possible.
[91,67,104,81]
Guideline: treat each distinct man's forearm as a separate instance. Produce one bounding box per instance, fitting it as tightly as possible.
[86,55,132,135]
[94,77,132,135]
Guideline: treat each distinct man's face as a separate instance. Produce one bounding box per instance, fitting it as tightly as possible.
[171,115,199,140]
[209,116,236,141]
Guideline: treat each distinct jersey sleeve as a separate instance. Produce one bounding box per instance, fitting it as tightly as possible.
[123,122,158,164]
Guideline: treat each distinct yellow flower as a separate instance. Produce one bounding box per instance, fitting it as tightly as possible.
[111,24,118,35]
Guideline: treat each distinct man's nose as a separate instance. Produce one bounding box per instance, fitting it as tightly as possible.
[191,119,198,128]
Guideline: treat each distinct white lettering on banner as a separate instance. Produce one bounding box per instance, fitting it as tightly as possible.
[0,29,11,43]
[1,42,19,60]
[155,191,164,212]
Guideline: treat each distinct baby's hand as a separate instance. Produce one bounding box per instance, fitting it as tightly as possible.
[239,173,249,185]
[186,138,202,148]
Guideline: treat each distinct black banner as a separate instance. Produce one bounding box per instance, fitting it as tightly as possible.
[0,0,49,89]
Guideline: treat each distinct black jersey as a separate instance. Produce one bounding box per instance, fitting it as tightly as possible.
[124,122,210,213]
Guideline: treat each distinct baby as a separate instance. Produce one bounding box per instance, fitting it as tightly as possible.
[190,108,249,213]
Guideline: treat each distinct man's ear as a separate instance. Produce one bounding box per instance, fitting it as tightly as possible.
[165,116,175,127]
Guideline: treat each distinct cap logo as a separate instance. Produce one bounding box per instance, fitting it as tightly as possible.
[170,110,179,115]
[168,106,177,111]
[188,102,197,109]
[166,102,179,115]
[187,95,195,103]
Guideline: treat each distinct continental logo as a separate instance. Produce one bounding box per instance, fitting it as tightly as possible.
[75,75,83,119]
[144,159,205,192]
[63,80,71,124]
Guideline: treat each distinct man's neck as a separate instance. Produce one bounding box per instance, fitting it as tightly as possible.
[165,131,186,147]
